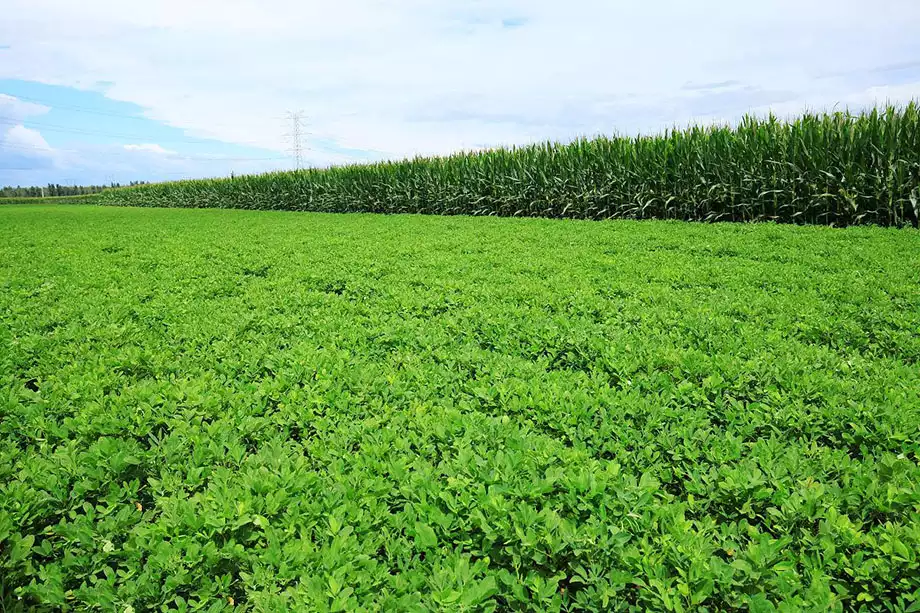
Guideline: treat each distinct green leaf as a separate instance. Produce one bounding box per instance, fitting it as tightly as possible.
[10,534,35,563]
[415,523,437,549]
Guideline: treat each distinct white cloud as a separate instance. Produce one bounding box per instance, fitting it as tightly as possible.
[4,125,53,153]
[123,143,176,155]
[0,94,55,162]
[0,125,57,173]
[0,93,50,122]
[1,0,920,165]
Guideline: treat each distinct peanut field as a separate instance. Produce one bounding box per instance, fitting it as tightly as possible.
[1,205,919,611]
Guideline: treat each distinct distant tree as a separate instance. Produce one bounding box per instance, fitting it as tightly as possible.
[0,182,137,198]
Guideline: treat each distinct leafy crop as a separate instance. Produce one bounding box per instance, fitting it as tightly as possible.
[1,205,919,611]
[96,104,920,226]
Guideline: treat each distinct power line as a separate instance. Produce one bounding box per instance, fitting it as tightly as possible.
[0,140,288,162]
[1,93,334,166]
[2,92,274,133]
[0,142,59,154]
[3,93,320,140]
[1,98,319,157]
[0,115,286,152]
[1,92,161,122]
[0,116,242,146]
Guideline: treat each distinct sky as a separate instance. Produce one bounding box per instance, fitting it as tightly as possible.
[1,0,920,187]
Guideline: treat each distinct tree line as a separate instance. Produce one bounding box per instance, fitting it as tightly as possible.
[0,181,148,198]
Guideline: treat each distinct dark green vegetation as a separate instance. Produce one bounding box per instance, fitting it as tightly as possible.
[2,205,919,612]
[0,182,146,199]
[0,195,100,206]
[97,105,920,226]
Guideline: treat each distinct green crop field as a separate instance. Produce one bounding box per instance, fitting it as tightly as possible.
[1,205,919,611]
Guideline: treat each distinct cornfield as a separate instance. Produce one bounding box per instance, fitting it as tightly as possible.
[97,104,920,226]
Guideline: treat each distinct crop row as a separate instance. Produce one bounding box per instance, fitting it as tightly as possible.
[94,105,920,226]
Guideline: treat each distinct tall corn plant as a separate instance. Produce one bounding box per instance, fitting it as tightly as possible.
[97,103,920,227]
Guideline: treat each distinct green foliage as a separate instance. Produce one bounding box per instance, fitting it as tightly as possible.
[0,182,145,199]
[96,104,920,226]
[0,195,102,206]
[1,205,919,611]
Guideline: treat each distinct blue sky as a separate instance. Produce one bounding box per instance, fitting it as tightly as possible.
[2,0,920,187]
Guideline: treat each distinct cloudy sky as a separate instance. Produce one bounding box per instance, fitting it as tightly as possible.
[2,0,920,186]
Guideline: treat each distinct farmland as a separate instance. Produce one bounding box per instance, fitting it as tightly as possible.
[1,205,920,611]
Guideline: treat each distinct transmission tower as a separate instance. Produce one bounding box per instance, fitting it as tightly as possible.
[284,111,306,170]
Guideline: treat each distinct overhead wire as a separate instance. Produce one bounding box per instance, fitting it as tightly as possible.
[1,92,288,147]
[0,93,311,177]
[3,92,299,129]
[0,130,291,162]
[0,93,305,151]
[0,125,288,162]
[0,116,262,146]
[2,92,167,122]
